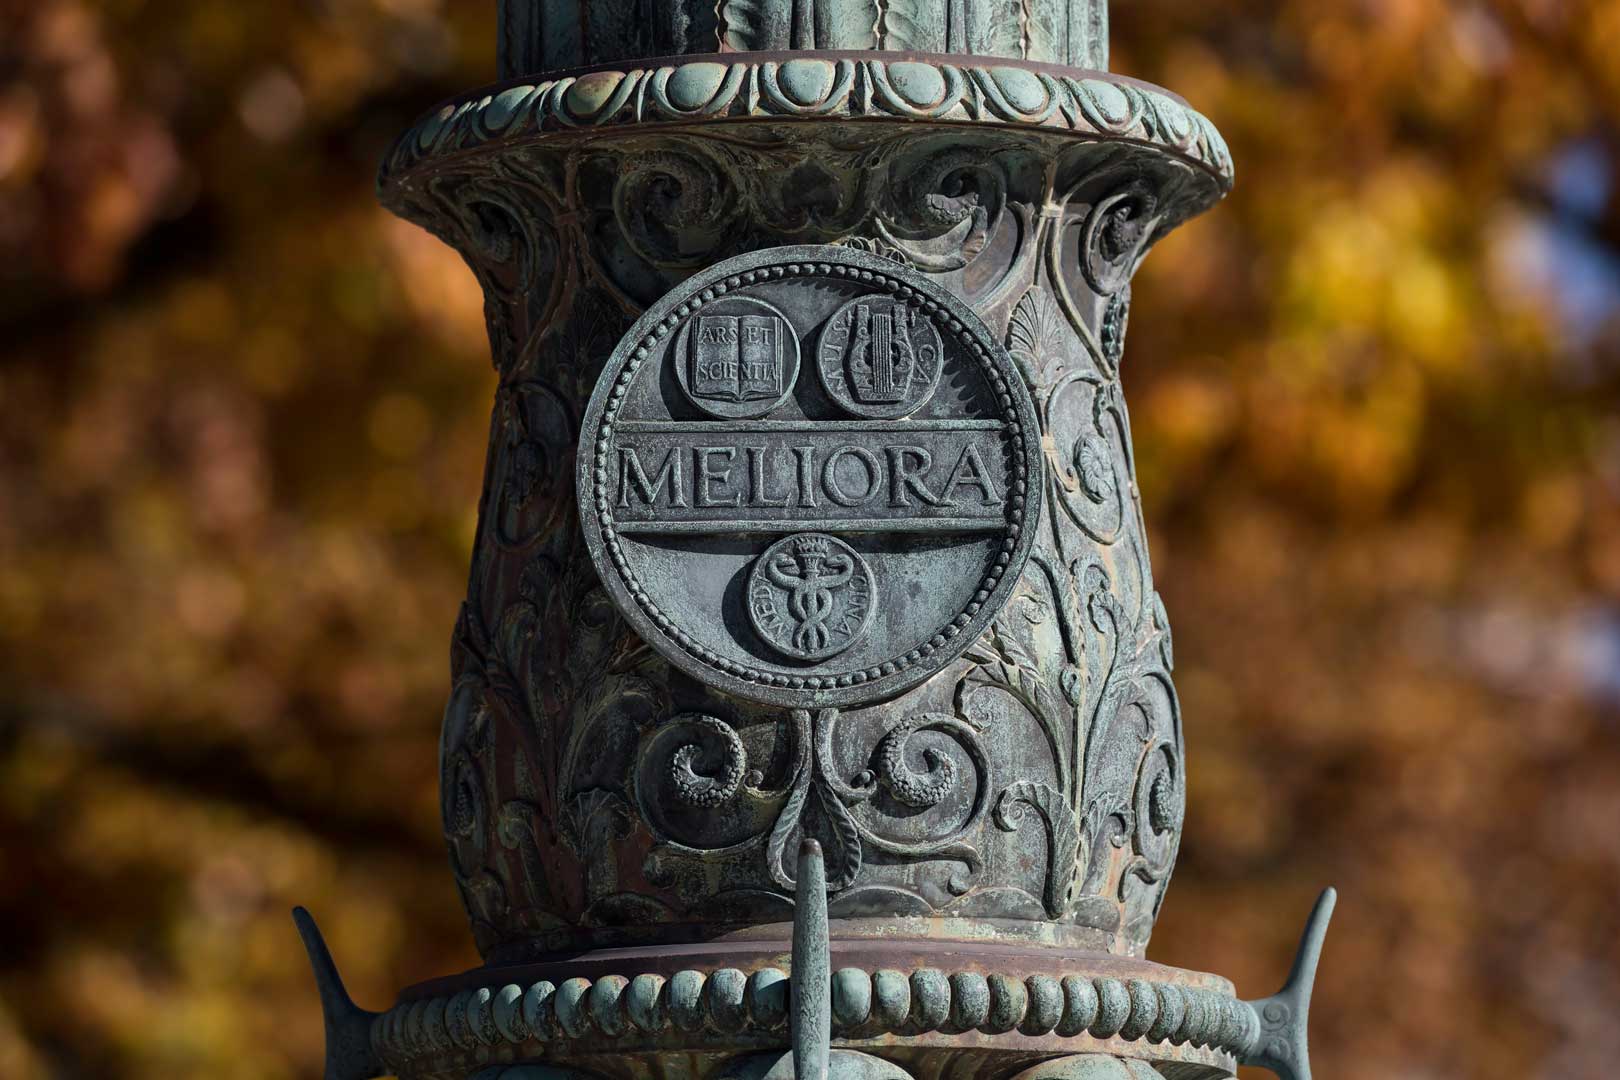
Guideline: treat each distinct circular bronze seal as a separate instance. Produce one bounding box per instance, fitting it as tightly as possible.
[673,294,801,419]
[577,245,1043,708]
[747,533,877,662]
[817,294,945,419]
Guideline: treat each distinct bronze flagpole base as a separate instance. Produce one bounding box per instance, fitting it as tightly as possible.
[297,4,1335,1079]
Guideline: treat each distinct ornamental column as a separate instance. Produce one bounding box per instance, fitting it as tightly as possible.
[296,6,1336,1080]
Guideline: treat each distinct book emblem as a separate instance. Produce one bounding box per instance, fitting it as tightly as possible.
[693,313,783,402]
[674,297,801,418]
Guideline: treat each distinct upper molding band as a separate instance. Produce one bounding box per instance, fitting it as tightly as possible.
[377,54,1231,195]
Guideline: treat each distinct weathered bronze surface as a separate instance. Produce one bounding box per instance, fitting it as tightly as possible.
[295,4,1337,1080]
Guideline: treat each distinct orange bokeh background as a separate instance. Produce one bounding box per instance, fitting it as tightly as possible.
[3,2,1618,1078]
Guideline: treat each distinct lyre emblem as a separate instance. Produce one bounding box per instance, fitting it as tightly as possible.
[817,295,944,420]
[845,302,920,405]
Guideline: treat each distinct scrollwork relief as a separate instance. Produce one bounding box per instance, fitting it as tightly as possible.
[1081,184,1161,297]
[994,780,1080,918]
[948,188,1186,945]
[490,381,573,550]
[879,145,1008,271]
[668,715,749,808]
[875,713,961,809]
[410,173,564,378]
[612,147,741,270]
[640,706,989,904]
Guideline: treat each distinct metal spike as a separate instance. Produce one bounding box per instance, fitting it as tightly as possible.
[1238,887,1337,1080]
[293,906,384,1080]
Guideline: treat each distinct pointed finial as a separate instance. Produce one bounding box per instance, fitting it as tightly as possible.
[791,839,831,1080]
[1238,887,1337,1080]
[293,907,384,1080]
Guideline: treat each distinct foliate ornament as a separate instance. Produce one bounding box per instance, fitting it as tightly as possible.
[636,699,992,903]
[560,789,636,867]
[665,714,749,807]
[445,736,489,873]
[1100,287,1131,371]
[576,245,1042,708]
[410,176,563,378]
[878,146,1009,272]
[1149,770,1178,833]
[493,0,1120,73]
[496,800,551,913]
[1076,433,1117,501]
[491,382,573,549]
[380,60,1236,197]
[612,147,740,269]
[994,779,1080,918]
[1006,285,1070,392]
[875,713,961,808]
[1125,738,1182,901]
[757,707,990,894]
[298,9,1353,1080]
[837,234,914,267]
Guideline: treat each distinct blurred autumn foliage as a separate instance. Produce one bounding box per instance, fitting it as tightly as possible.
[1,1,1618,1078]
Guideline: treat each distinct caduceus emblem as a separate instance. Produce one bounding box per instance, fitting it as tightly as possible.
[748,533,876,662]
[767,535,854,654]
